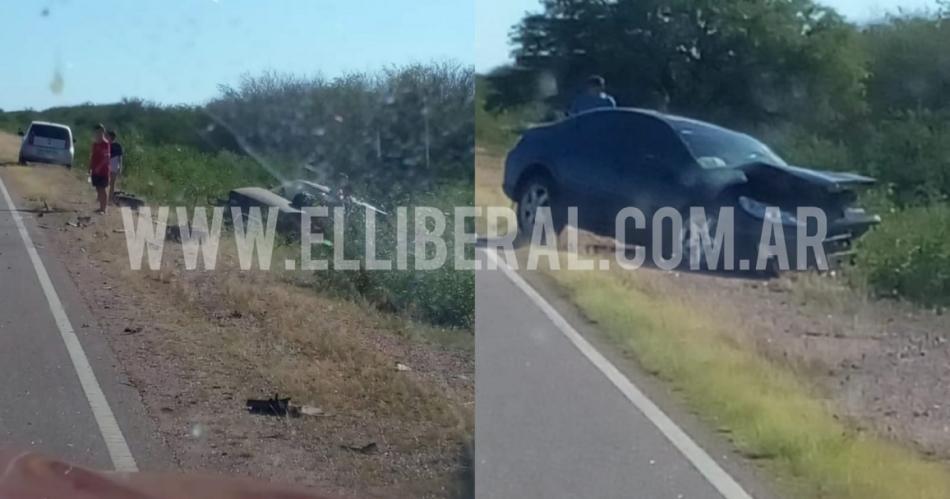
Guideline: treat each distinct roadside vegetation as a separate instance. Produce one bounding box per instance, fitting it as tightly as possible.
[0,62,475,329]
[480,0,950,309]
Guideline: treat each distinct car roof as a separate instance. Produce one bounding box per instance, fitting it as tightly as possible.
[29,121,72,130]
[596,108,771,147]
[572,107,732,133]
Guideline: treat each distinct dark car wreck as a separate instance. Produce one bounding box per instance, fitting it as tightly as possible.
[502,108,880,271]
[226,179,387,240]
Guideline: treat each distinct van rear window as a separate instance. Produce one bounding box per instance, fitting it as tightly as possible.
[29,125,69,141]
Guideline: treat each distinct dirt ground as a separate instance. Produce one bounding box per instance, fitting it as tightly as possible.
[0,133,474,498]
[477,150,950,465]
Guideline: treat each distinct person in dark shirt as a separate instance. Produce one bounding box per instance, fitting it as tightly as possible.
[569,75,617,115]
[107,130,124,203]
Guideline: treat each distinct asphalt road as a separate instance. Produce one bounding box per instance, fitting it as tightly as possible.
[0,170,167,472]
[474,247,761,499]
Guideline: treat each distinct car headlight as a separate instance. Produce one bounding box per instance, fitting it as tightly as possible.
[738,196,798,224]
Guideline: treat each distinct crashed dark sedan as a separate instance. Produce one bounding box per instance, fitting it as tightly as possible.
[502,107,880,270]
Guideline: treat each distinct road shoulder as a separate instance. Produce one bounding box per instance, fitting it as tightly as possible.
[0,167,173,472]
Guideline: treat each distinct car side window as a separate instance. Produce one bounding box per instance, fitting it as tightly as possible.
[630,117,691,171]
[575,113,629,155]
[572,112,693,174]
[574,112,644,165]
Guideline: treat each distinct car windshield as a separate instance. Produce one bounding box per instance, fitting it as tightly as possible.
[675,122,787,169]
[30,125,69,141]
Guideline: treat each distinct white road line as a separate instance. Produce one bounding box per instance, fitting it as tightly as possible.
[481,247,753,499]
[0,175,138,472]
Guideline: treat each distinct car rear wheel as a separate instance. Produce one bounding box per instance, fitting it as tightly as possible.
[516,174,565,242]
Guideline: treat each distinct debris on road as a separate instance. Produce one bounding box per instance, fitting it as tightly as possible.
[112,191,146,210]
[66,215,94,229]
[340,442,378,455]
[165,225,208,243]
[246,394,299,417]
[396,362,412,372]
[245,395,328,418]
[299,405,325,417]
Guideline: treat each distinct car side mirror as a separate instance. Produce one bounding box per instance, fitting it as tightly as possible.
[73,138,77,144]
[17,129,24,137]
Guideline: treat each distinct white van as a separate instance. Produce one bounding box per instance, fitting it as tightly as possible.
[18,121,75,168]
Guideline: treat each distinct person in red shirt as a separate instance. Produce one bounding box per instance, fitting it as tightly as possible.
[89,123,111,213]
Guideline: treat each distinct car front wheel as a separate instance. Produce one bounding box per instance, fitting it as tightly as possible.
[516,175,565,241]
[677,209,721,270]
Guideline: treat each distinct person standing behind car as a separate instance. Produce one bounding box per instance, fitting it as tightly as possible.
[88,124,111,213]
[569,75,617,115]
[107,130,123,203]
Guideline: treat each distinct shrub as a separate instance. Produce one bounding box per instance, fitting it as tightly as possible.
[851,203,950,307]
[305,182,474,329]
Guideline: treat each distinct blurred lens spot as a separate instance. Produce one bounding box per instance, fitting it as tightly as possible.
[49,68,64,95]
[537,70,558,99]
[190,423,207,439]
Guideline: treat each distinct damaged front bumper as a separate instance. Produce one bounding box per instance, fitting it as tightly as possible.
[734,206,881,270]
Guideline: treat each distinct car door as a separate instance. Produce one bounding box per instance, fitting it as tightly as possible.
[556,111,632,233]
[602,115,695,221]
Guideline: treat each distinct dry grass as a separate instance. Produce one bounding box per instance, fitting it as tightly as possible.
[786,272,872,317]
[474,151,514,237]
[0,132,20,162]
[130,224,474,448]
[218,272,470,433]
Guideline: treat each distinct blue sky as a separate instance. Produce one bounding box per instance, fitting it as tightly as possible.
[1,0,473,111]
[475,0,943,72]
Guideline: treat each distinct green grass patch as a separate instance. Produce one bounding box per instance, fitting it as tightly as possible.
[851,203,950,308]
[546,265,950,499]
